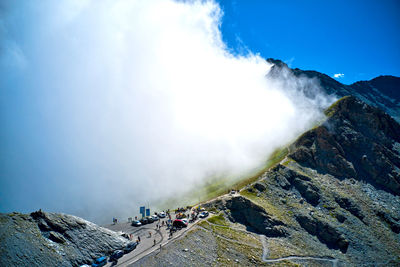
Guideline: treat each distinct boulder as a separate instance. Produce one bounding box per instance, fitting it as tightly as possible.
[295,214,349,253]
[253,182,266,192]
[219,196,288,237]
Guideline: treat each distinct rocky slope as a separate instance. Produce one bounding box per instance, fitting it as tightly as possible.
[267,58,400,121]
[135,96,400,266]
[0,210,128,266]
[217,97,400,265]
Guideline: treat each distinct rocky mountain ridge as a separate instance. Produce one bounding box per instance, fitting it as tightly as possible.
[289,96,400,194]
[0,210,128,266]
[267,58,400,121]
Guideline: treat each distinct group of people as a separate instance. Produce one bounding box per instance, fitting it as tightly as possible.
[175,206,190,213]
[189,210,199,222]
[114,206,201,251]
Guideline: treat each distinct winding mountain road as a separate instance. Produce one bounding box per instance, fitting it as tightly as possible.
[202,217,340,266]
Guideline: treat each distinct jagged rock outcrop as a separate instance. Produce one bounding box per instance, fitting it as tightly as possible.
[269,164,321,205]
[288,96,400,195]
[334,195,364,221]
[376,210,400,234]
[0,210,128,267]
[204,195,288,237]
[225,196,288,237]
[295,213,349,253]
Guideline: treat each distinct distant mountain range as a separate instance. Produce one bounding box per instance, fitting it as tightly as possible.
[267,58,400,122]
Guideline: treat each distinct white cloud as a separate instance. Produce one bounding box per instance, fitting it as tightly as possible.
[333,73,344,78]
[0,0,334,222]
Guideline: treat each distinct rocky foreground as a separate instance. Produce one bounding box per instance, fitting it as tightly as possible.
[134,96,400,267]
[0,210,128,266]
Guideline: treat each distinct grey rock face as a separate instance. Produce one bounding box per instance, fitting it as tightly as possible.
[270,165,321,206]
[253,182,266,192]
[334,196,364,221]
[295,214,349,253]
[226,196,289,237]
[289,96,400,195]
[0,210,128,267]
[206,196,288,237]
[376,210,400,234]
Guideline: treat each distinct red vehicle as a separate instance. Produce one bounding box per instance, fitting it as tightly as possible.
[173,219,188,228]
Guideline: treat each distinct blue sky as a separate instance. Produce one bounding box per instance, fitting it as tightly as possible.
[216,0,400,84]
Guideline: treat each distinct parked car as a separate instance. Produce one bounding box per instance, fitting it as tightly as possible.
[199,211,209,218]
[131,220,142,227]
[109,250,124,261]
[151,215,159,221]
[181,218,188,225]
[146,216,154,223]
[124,242,138,253]
[158,212,166,218]
[173,219,188,228]
[91,256,107,267]
[139,217,149,225]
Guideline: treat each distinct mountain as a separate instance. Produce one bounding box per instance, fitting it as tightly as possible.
[0,210,128,266]
[1,62,399,267]
[267,58,400,122]
[134,96,400,266]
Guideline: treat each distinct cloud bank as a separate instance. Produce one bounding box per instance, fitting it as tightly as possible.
[0,0,333,223]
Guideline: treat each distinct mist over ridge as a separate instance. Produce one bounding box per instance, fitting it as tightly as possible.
[0,0,334,223]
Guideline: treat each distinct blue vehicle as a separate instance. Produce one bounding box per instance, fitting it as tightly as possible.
[124,242,138,253]
[91,256,107,267]
[109,250,124,261]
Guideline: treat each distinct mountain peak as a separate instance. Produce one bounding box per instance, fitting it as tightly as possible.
[266,58,288,68]
[266,59,400,121]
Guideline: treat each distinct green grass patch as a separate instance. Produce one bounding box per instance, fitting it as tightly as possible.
[207,213,229,226]
[324,95,351,117]
[197,220,212,230]
[210,223,261,248]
